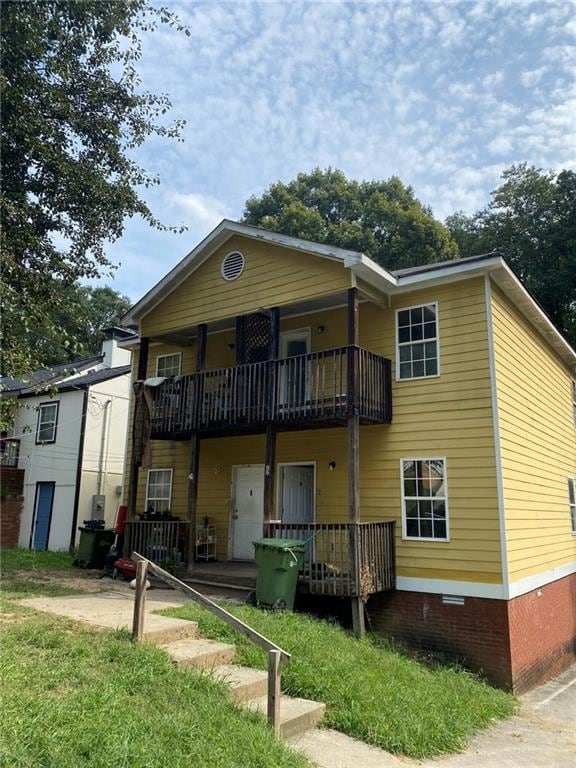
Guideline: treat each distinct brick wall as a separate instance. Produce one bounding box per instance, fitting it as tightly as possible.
[368,575,576,692]
[508,572,576,693]
[0,467,24,548]
[367,589,513,688]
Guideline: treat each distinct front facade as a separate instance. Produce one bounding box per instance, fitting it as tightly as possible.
[1,331,132,551]
[121,221,576,692]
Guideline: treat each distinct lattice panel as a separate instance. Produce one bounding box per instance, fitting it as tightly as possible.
[245,312,271,363]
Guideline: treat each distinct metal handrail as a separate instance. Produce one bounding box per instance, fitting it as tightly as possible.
[130,552,290,736]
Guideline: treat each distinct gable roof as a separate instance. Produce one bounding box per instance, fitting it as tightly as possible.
[122,219,576,371]
[0,355,104,396]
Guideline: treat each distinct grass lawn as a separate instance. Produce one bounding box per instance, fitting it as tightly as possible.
[1,548,79,598]
[0,609,308,768]
[165,602,517,759]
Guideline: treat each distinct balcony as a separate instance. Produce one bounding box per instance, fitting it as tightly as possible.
[148,345,392,439]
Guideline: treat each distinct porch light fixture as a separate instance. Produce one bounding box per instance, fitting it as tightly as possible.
[329,461,336,471]
[316,325,325,334]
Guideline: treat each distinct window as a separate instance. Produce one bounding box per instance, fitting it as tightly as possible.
[145,469,173,513]
[156,353,181,378]
[569,477,576,534]
[36,402,59,444]
[401,458,448,540]
[396,303,439,380]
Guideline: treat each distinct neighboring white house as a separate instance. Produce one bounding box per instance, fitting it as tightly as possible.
[0,328,133,551]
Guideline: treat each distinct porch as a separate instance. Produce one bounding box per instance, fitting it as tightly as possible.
[123,519,395,599]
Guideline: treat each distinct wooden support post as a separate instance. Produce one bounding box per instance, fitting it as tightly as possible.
[270,307,280,359]
[235,315,245,365]
[347,288,364,637]
[132,559,148,642]
[196,323,207,371]
[267,649,282,737]
[264,424,277,528]
[126,337,149,524]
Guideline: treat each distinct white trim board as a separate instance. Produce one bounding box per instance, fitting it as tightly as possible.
[485,274,510,595]
[396,561,576,601]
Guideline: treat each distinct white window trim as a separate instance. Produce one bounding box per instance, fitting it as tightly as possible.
[280,327,311,358]
[568,475,576,536]
[145,468,173,513]
[395,301,441,382]
[36,402,59,444]
[571,380,576,426]
[155,352,182,377]
[400,456,450,542]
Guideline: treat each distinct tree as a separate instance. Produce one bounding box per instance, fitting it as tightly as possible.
[0,0,187,379]
[445,164,576,346]
[27,284,132,365]
[242,168,459,271]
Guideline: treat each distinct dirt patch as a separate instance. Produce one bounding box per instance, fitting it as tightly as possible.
[11,569,130,594]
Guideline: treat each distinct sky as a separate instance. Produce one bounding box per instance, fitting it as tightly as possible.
[102,0,576,302]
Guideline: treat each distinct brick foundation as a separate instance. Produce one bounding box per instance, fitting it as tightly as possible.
[0,467,24,548]
[367,572,576,692]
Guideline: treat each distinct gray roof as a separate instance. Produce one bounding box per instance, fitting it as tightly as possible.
[392,252,499,277]
[56,365,131,392]
[0,355,104,395]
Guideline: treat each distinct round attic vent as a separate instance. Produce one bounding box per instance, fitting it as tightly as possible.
[221,251,245,281]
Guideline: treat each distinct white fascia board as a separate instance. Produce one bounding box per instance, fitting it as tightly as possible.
[393,256,503,292]
[492,262,576,370]
[122,219,365,327]
[350,255,398,292]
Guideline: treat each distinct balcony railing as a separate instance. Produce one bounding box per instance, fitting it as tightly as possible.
[264,520,396,597]
[124,520,191,566]
[149,345,392,438]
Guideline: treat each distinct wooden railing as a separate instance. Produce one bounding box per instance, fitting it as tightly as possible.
[124,520,190,566]
[149,345,392,438]
[130,553,290,737]
[263,521,395,597]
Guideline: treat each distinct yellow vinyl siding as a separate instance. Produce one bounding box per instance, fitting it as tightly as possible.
[141,236,352,337]
[132,275,502,584]
[491,284,576,584]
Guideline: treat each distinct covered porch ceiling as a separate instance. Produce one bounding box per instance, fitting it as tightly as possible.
[143,286,384,347]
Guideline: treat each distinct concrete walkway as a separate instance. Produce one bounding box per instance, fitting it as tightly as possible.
[19,589,576,767]
[290,666,576,768]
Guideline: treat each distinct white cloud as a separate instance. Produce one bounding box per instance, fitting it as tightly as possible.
[521,67,547,88]
[168,192,231,234]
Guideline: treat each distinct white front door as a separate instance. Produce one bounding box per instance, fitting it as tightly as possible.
[231,465,264,560]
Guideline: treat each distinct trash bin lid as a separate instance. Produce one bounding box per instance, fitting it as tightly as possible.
[253,538,305,551]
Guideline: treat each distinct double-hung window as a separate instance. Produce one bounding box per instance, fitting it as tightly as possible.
[156,353,181,378]
[568,477,576,534]
[36,402,59,444]
[401,458,448,540]
[145,469,173,514]
[396,303,439,380]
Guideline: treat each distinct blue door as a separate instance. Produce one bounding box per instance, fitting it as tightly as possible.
[32,483,54,550]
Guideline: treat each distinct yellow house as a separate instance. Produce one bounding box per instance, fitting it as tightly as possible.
[120,220,576,692]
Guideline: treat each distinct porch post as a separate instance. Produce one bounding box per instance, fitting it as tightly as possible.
[347,287,364,637]
[187,324,207,572]
[126,336,149,525]
[264,307,280,530]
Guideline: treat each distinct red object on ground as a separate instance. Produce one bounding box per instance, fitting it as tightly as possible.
[114,558,136,580]
[115,505,128,535]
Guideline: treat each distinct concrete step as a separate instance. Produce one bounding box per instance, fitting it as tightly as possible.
[162,637,236,670]
[143,619,199,646]
[213,664,269,702]
[242,694,326,740]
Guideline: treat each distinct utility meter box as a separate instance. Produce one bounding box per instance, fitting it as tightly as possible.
[91,494,106,518]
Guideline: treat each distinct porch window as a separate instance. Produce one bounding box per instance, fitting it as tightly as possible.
[401,458,448,541]
[396,303,439,380]
[156,353,181,378]
[569,477,576,534]
[145,469,173,513]
[36,402,59,444]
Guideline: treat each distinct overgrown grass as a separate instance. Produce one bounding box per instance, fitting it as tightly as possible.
[165,603,516,759]
[0,608,308,768]
[1,549,79,599]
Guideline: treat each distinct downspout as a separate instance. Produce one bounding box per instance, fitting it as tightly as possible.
[97,399,112,495]
[70,389,89,551]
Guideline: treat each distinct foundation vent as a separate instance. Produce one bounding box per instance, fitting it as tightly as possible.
[442,594,465,606]
[221,251,245,281]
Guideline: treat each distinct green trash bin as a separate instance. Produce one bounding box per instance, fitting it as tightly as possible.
[76,528,116,569]
[253,538,305,611]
